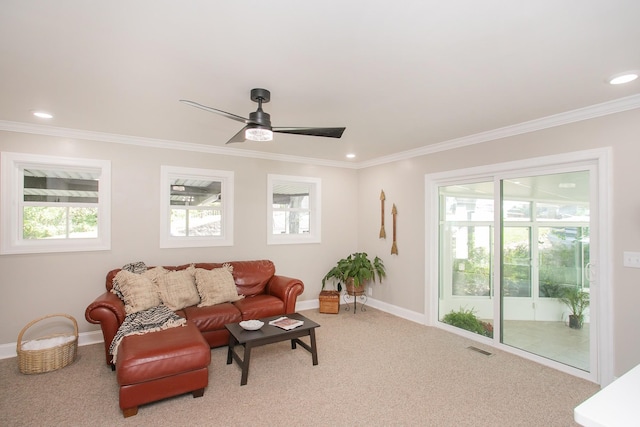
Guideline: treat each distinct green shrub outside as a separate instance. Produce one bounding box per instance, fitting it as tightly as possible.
[442,307,493,338]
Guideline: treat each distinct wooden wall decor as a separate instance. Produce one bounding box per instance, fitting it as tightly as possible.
[379,190,386,239]
[391,204,398,255]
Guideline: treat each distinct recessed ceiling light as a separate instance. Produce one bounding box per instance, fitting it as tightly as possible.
[608,72,638,85]
[346,153,356,159]
[32,111,53,119]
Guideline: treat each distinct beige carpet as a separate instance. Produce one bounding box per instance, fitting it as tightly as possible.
[0,307,599,426]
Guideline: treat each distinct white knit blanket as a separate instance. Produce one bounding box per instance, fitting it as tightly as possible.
[109,305,186,364]
[22,335,75,351]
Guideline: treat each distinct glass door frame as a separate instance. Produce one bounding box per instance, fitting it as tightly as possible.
[425,148,613,385]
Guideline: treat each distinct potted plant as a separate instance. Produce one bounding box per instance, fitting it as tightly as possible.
[322,252,386,296]
[558,286,590,329]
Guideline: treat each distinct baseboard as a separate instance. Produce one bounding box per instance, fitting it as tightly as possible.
[79,330,106,346]
[0,330,104,360]
[1,300,425,360]
[300,295,426,325]
[365,298,427,324]
[296,299,319,311]
[0,301,324,360]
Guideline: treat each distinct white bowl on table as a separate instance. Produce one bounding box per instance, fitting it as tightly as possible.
[239,320,264,331]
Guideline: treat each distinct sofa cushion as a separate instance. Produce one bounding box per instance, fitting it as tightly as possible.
[232,294,285,320]
[156,266,200,311]
[114,270,162,315]
[229,260,276,296]
[183,303,242,332]
[195,264,244,307]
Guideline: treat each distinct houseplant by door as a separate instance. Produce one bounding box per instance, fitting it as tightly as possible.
[322,252,386,296]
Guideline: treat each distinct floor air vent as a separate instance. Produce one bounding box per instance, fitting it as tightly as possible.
[467,346,492,356]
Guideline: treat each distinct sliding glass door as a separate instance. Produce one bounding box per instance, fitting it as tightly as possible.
[501,171,591,371]
[437,169,593,373]
[438,182,495,337]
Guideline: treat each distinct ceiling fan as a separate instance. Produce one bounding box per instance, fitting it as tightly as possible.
[180,88,346,144]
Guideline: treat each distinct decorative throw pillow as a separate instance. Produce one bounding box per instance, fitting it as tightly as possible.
[110,278,125,300]
[143,266,169,282]
[195,264,244,307]
[110,261,147,299]
[111,264,164,299]
[114,270,162,314]
[156,266,201,311]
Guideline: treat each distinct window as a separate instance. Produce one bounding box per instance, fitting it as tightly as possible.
[267,174,321,245]
[441,189,494,298]
[160,166,234,248]
[1,152,111,254]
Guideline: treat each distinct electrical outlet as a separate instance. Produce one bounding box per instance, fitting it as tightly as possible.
[623,251,640,268]
[368,287,373,296]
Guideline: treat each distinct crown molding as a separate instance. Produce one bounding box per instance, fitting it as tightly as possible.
[0,120,357,169]
[1,94,638,170]
[357,93,640,169]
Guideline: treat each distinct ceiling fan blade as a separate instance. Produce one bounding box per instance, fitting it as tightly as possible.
[180,99,251,124]
[272,127,346,139]
[225,126,248,144]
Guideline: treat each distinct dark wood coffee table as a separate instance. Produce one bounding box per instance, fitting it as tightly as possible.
[225,312,320,385]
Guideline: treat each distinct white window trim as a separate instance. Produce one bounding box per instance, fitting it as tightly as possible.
[1,152,111,255]
[160,165,234,248]
[267,174,321,245]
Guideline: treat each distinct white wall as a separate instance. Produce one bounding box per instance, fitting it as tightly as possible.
[356,108,640,378]
[0,131,358,345]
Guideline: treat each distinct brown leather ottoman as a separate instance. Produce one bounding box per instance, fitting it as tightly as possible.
[116,322,210,417]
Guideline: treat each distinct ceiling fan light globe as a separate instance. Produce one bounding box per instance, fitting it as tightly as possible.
[245,127,273,141]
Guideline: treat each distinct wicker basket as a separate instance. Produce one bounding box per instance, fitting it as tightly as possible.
[319,290,340,314]
[17,313,78,374]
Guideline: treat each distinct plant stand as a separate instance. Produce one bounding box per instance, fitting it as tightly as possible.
[343,291,367,313]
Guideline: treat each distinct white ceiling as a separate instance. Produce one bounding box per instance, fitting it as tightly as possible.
[1,1,639,164]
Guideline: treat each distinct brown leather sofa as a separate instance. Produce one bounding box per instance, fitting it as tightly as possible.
[85,259,305,366]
